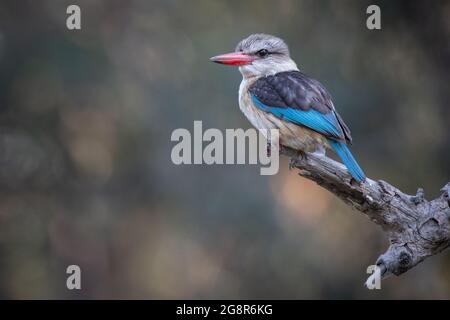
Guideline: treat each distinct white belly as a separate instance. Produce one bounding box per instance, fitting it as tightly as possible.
[238,78,328,152]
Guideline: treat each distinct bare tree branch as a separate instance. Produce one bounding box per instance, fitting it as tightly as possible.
[281,146,450,284]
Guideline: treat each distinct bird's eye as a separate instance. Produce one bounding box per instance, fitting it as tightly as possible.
[256,49,269,57]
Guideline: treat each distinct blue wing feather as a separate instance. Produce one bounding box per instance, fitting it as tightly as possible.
[251,94,366,182]
[251,94,342,139]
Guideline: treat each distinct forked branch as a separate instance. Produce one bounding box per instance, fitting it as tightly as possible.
[281,146,450,284]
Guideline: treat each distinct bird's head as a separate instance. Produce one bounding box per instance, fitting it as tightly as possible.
[210,33,298,79]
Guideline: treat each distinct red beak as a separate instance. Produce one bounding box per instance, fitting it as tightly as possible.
[210,52,255,66]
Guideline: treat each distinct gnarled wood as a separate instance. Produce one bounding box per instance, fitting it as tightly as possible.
[281,146,450,283]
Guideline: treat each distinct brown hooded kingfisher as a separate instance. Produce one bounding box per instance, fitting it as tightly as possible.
[210,33,366,182]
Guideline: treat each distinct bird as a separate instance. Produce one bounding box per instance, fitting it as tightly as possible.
[210,33,366,182]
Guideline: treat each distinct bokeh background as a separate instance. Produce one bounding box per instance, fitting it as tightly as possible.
[0,0,449,299]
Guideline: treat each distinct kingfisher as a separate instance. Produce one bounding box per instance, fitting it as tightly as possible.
[210,33,365,182]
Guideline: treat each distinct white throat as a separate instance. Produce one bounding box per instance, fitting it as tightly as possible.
[239,58,299,80]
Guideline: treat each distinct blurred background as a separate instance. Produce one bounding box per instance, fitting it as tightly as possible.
[0,0,449,299]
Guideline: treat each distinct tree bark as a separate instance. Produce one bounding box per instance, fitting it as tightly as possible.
[281,146,450,284]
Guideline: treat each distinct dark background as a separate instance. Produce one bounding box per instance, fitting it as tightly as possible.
[0,0,449,299]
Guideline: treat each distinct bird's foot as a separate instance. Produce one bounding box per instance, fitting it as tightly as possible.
[289,150,307,170]
[288,158,297,170]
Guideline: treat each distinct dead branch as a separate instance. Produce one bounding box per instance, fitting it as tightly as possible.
[281,146,450,284]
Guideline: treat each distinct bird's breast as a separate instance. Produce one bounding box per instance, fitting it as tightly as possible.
[238,78,328,152]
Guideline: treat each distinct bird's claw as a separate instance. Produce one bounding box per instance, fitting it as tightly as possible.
[289,158,297,170]
[289,150,307,170]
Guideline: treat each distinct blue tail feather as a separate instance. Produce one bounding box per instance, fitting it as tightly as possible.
[328,139,365,182]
